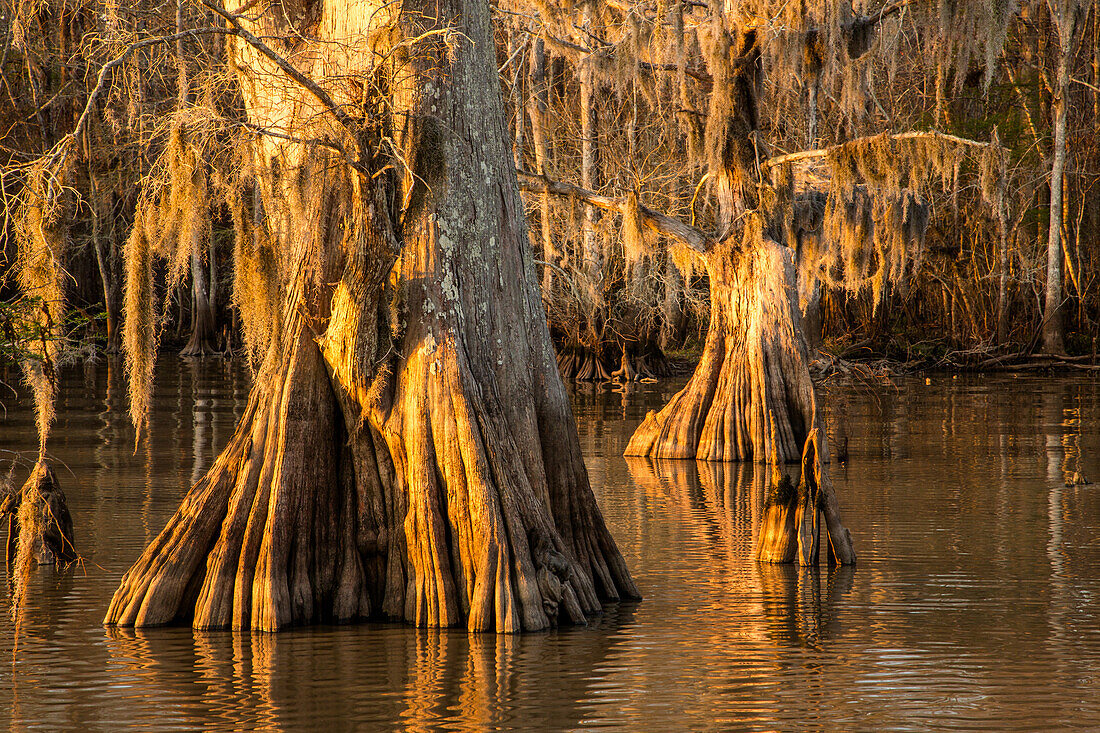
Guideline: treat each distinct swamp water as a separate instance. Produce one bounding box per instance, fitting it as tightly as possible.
[1,362,1099,731]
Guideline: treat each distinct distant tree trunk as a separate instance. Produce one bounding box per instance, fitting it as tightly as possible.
[627,238,816,463]
[660,256,685,351]
[1042,52,1069,354]
[510,33,525,170]
[180,243,218,356]
[997,230,1009,344]
[89,172,121,353]
[528,39,556,295]
[580,51,602,313]
[175,0,217,357]
[800,71,824,349]
[106,0,637,632]
[1042,1,1081,355]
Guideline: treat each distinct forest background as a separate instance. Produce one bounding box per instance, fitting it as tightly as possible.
[1,0,1098,378]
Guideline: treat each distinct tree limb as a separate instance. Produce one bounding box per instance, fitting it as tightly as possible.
[761,130,991,170]
[516,170,713,254]
[40,27,235,172]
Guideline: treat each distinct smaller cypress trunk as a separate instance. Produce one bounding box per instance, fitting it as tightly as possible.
[90,191,122,353]
[625,235,854,566]
[180,248,218,356]
[2,462,76,570]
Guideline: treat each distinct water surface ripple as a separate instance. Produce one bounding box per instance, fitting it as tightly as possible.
[1,363,1099,730]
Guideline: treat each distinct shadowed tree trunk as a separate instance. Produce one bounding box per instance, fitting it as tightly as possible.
[180,247,218,357]
[90,185,122,354]
[105,0,637,632]
[174,0,219,358]
[3,462,76,570]
[1041,0,1081,355]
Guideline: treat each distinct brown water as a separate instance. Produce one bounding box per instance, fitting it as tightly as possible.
[1,361,1100,731]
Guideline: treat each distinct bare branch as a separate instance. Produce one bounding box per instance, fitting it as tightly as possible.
[516,170,712,254]
[46,28,235,170]
[198,1,362,141]
[761,130,991,170]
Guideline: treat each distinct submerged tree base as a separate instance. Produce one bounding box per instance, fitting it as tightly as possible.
[626,236,855,566]
[556,344,673,382]
[106,314,639,632]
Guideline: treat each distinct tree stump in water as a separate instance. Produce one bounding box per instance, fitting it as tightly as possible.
[2,461,76,569]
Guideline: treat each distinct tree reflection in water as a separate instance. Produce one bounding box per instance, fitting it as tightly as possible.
[103,603,637,731]
[626,456,854,650]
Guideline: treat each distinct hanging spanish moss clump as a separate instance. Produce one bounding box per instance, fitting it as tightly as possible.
[120,120,236,435]
[122,203,156,442]
[793,131,1004,309]
[157,125,212,290]
[12,162,71,455]
[979,128,1010,231]
[227,183,281,369]
[928,0,1021,94]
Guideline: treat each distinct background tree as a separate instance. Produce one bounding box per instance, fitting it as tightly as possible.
[515,1,1022,566]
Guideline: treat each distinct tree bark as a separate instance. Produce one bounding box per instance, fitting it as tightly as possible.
[106,0,637,632]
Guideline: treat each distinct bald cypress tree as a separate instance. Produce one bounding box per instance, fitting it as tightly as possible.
[521,1,1012,565]
[99,0,637,632]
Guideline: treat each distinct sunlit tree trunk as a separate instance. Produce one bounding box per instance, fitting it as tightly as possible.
[105,0,636,632]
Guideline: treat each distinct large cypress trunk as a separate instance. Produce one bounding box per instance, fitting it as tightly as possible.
[105,0,637,632]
